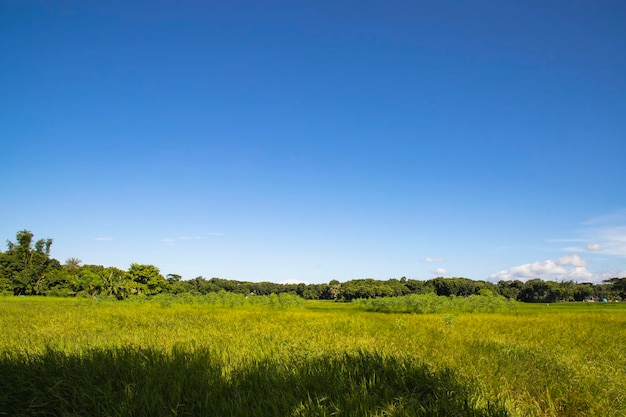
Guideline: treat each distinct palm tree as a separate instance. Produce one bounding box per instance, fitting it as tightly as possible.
[64,257,82,270]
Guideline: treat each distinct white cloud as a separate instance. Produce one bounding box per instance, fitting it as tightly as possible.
[423,257,444,263]
[490,254,592,282]
[568,267,595,281]
[592,269,626,282]
[586,243,603,252]
[556,254,587,267]
[497,211,626,283]
[94,237,113,241]
[431,268,449,276]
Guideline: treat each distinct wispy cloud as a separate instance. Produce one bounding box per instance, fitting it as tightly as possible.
[423,257,444,263]
[430,268,449,276]
[160,233,223,245]
[581,210,626,226]
[584,226,626,257]
[94,237,113,241]
[562,246,586,253]
[579,212,626,257]
[549,211,626,256]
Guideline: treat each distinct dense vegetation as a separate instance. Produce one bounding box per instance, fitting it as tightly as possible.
[355,292,518,314]
[1,297,625,416]
[1,230,625,302]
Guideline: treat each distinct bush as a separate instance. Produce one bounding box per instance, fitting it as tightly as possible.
[354,293,517,314]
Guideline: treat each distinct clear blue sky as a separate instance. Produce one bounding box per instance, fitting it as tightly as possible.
[2,1,625,283]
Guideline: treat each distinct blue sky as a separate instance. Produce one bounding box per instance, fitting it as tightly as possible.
[2,1,625,283]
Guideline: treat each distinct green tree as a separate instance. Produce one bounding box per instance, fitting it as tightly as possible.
[604,277,626,300]
[126,264,168,295]
[64,257,82,270]
[43,268,77,296]
[0,259,13,294]
[166,274,182,283]
[518,279,565,303]
[101,267,128,298]
[497,280,524,300]
[0,252,17,294]
[76,269,102,297]
[429,277,480,297]
[405,279,434,295]
[572,282,594,301]
[4,230,58,295]
[389,278,411,296]
[183,276,218,294]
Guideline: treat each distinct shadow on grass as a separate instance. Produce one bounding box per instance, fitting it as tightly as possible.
[0,347,508,417]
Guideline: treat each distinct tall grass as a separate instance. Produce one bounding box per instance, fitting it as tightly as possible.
[148,291,306,308]
[353,293,518,314]
[0,347,508,416]
[0,296,625,416]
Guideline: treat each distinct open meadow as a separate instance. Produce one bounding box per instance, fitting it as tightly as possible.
[1,295,625,416]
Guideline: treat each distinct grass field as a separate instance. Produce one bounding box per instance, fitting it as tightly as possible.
[1,296,625,416]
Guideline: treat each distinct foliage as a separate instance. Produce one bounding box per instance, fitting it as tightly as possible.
[0,230,59,295]
[125,263,169,295]
[430,277,497,297]
[1,230,625,303]
[604,277,626,299]
[354,293,518,314]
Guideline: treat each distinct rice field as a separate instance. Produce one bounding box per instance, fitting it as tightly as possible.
[1,296,625,416]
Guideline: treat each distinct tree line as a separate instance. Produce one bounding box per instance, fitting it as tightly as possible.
[1,230,624,302]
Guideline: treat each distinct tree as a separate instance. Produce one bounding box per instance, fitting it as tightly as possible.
[572,282,594,301]
[187,276,219,294]
[99,266,127,299]
[497,280,524,300]
[64,258,82,270]
[75,269,102,297]
[4,230,57,295]
[519,279,562,303]
[166,274,182,283]
[429,277,480,297]
[405,279,434,295]
[0,255,13,294]
[604,277,626,300]
[126,264,168,295]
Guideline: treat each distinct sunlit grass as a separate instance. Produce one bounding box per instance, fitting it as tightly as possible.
[1,296,625,416]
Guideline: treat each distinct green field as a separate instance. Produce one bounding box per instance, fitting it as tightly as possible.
[1,296,625,416]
